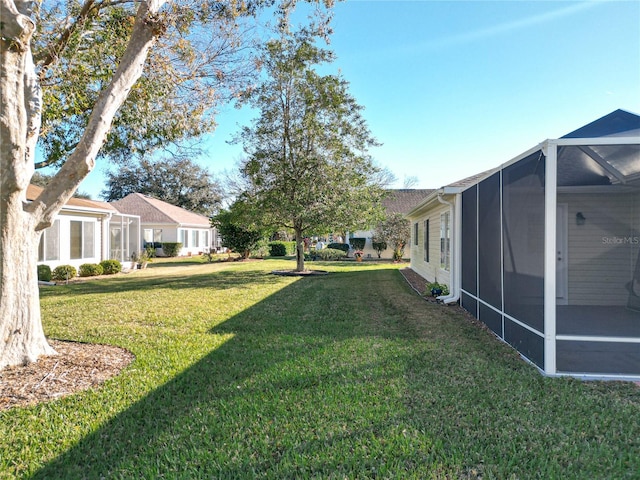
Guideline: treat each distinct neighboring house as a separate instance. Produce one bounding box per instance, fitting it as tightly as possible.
[111,193,216,257]
[407,109,640,380]
[350,189,433,259]
[32,184,140,270]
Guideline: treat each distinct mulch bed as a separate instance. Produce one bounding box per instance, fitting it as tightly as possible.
[0,340,134,411]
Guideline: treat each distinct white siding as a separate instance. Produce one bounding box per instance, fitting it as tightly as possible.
[408,202,452,288]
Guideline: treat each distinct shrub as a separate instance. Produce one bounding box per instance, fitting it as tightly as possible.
[100,259,122,275]
[350,238,366,251]
[37,265,52,282]
[371,240,388,258]
[316,248,347,261]
[162,242,182,257]
[426,281,449,297]
[52,265,77,281]
[327,242,349,253]
[79,263,104,277]
[269,241,296,256]
[251,239,270,258]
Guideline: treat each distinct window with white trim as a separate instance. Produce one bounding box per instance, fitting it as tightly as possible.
[70,220,95,260]
[38,220,60,261]
[440,212,450,271]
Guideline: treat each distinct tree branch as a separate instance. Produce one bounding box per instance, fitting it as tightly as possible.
[27,0,167,228]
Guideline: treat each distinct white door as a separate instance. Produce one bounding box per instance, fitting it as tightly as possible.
[556,204,568,304]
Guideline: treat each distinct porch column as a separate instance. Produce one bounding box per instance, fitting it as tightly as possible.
[543,140,557,375]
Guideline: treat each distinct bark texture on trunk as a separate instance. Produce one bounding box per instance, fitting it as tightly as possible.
[0,0,166,369]
[0,195,55,369]
[295,229,305,272]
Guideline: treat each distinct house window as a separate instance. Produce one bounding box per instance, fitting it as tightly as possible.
[180,229,190,248]
[38,220,60,261]
[414,223,419,246]
[203,230,209,248]
[144,229,162,247]
[440,212,450,271]
[70,220,95,260]
[424,219,429,262]
[191,230,197,248]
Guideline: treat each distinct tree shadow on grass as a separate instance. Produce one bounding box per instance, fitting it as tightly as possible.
[32,267,456,478]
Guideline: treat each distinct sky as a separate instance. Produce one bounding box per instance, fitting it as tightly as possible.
[78,0,640,197]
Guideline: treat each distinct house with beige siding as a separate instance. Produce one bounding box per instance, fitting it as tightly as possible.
[349,189,433,259]
[407,109,640,380]
[111,193,218,257]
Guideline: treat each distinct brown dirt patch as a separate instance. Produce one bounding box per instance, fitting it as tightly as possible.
[400,267,441,302]
[0,340,134,411]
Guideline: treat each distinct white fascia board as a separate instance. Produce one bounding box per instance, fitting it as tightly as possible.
[59,205,114,216]
[406,188,446,218]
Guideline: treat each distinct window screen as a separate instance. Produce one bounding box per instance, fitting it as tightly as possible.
[477,172,502,309]
[502,151,545,332]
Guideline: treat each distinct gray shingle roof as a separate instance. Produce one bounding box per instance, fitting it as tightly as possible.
[111,193,210,226]
[382,189,434,214]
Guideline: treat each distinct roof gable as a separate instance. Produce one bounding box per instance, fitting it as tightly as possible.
[111,193,210,226]
[562,109,640,138]
[382,189,434,214]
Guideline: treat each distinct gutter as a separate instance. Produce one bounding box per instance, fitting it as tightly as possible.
[436,193,462,305]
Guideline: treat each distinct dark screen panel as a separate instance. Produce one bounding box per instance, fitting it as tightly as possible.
[557,340,640,375]
[461,292,477,317]
[504,319,544,369]
[461,185,478,295]
[478,172,502,310]
[479,302,502,337]
[502,151,545,332]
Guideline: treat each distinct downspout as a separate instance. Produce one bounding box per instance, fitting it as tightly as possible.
[436,193,461,305]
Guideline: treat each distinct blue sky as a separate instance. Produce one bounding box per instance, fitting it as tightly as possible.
[80,0,640,197]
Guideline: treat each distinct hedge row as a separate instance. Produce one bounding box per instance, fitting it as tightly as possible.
[268,241,296,256]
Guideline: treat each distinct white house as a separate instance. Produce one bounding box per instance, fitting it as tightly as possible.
[407,109,640,380]
[110,193,216,256]
[32,184,140,270]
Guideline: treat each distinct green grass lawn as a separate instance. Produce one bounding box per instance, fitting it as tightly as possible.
[1,258,639,479]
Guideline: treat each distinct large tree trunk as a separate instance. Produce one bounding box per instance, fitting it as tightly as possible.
[0,195,55,368]
[0,0,166,369]
[294,228,305,272]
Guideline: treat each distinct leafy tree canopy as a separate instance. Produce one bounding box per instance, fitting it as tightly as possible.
[211,201,267,259]
[102,157,223,215]
[34,0,270,169]
[373,212,410,262]
[234,14,387,271]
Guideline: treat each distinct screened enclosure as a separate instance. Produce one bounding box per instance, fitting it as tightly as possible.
[459,110,640,379]
[109,214,140,265]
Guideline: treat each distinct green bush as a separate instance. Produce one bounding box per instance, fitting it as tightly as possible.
[37,264,52,282]
[268,241,295,256]
[327,242,349,253]
[251,239,270,258]
[79,263,104,277]
[426,282,449,297]
[371,240,388,258]
[349,238,366,250]
[100,259,122,275]
[52,265,77,281]
[316,248,347,261]
[162,242,182,257]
